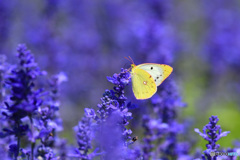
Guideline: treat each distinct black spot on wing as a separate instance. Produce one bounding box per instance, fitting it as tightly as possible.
[151,67,153,70]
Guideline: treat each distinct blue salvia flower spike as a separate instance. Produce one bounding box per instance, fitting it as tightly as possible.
[195,115,230,159]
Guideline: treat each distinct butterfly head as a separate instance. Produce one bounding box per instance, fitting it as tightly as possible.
[131,64,136,68]
[124,56,136,75]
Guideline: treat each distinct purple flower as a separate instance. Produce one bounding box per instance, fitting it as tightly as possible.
[96,111,126,159]
[36,145,56,159]
[152,80,186,122]
[0,55,9,103]
[4,44,42,117]
[76,68,134,159]
[0,55,13,159]
[35,73,67,159]
[73,116,92,160]
[0,44,66,159]
[95,69,131,125]
[142,115,155,159]
[0,44,43,159]
[85,108,96,119]
[195,115,230,159]
[8,144,18,159]
[141,79,190,159]
[100,69,132,141]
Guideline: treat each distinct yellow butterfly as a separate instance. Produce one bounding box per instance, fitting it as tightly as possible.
[125,56,173,100]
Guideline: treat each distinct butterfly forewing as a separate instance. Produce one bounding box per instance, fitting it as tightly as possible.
[137,63,173,86]
[131,68,157,100]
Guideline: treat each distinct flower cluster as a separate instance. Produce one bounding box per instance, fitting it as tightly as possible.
[195,115,230,160]
[77,68,134,159]
[1,0,239,159]
[0,43,237,160]
[74,67,193,160]
[35,73,67,159]
[71,115,93,160]
[140,79,190,160]
[0,44,43,159]
[0,44,66,159]
[142,115,155,159]
[0,54,11,160]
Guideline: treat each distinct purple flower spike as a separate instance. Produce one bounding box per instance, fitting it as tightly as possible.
[73,68,134,159]
[195,115,230,159]
[0,45,66,159]
[5,44,42,118]
[141,79,190,159]
[0,44,43,159]
[74,116,93,160]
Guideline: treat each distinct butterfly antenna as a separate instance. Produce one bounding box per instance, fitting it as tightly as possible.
[124,56,131,62]
[128,56,135,65]
[125,56,135,65]
[123,57,133,80]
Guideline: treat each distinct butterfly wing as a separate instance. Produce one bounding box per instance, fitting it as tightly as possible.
[131,67,157,100]
[137,63,173,86]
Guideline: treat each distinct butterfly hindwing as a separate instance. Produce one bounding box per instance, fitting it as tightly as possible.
[131,68,157,100]
[137,63,173,86]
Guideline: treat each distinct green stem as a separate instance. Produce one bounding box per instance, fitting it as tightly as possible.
[31,142,35,160]
[29,115,35,160]
[16,121,21,160]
